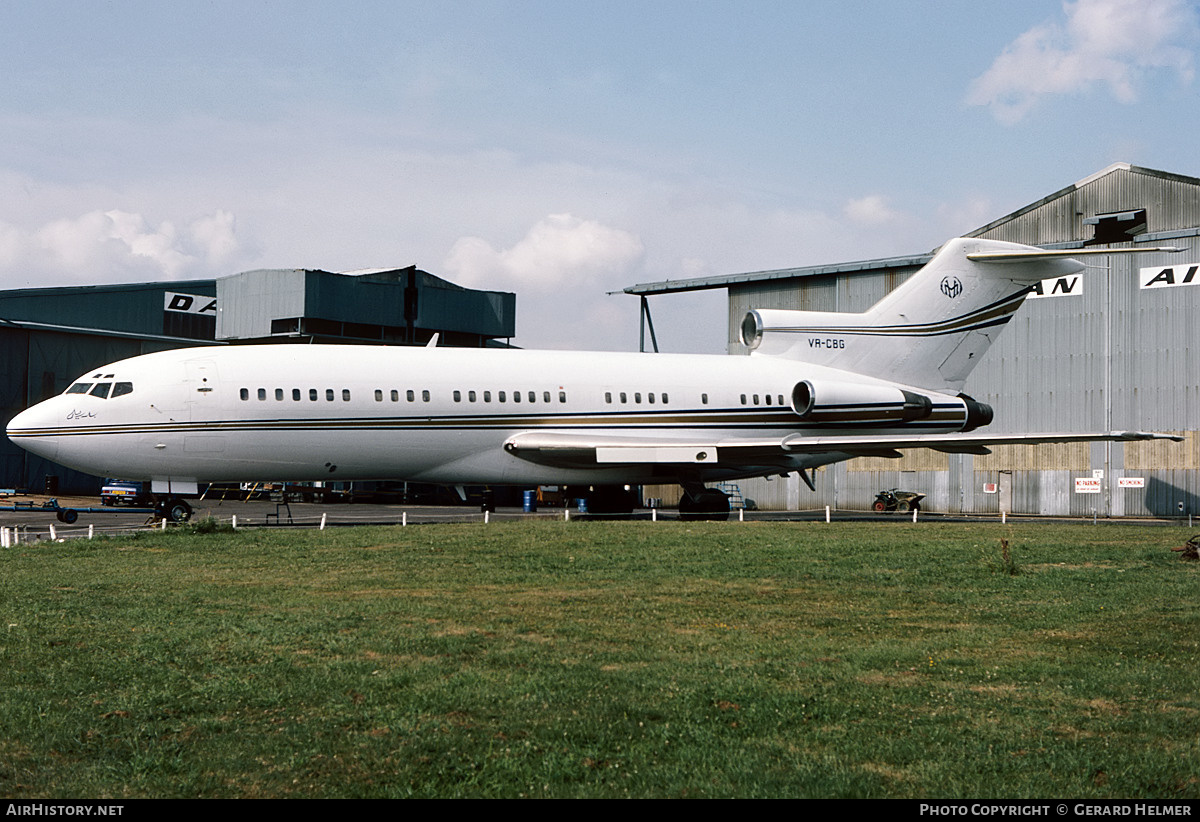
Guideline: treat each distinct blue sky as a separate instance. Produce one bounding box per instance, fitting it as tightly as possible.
[1,0,1197,351]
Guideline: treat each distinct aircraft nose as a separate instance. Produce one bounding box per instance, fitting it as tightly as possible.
[6,402,60,461]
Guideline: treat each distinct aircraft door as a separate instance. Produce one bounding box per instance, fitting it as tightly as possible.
[182,359,226,455]
[184,359,219,418]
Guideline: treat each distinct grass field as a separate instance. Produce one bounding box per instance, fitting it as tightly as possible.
[1,519,1198,798]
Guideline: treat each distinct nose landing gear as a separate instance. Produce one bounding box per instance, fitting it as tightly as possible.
[154,497,193,523]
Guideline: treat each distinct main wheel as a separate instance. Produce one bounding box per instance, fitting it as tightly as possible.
[679,488,730,521]
[584,486,636,516]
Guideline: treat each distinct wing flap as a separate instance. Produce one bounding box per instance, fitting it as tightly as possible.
[780,430,1183,454]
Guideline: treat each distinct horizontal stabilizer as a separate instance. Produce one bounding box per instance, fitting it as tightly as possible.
[967,246,1182,263]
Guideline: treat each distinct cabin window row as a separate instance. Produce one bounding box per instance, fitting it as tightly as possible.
[741,393,787,406]
[442,389,567,404]
[239,387,382,402]
[603,391,669,405]
[372,389,433,402]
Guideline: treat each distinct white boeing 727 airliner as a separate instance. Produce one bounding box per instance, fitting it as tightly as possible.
[6,237,1184,520]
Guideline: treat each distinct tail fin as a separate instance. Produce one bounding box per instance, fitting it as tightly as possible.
[739,237,1178,392]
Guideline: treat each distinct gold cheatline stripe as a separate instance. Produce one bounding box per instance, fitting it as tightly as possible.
[12,399,970,437]
[771,291,1027,337]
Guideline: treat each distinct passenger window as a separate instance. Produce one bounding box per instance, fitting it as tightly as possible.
[648,393,655,404]
[513,391,520,403]
[499,391,506,402]
[559,391,566,403]
[620,392,627,403]
[701,393,708,405]
[422,390,430,402]
[275,388,284,401]
[605,392,612,404]
[543,391,550,403]
[528,391,536,403]
[662,393,669,404]
[342,389,350,402]
[374,390,383,402]
[111,382,133,398]
[753,394,760,404]
[634,393,642,404]
[740,394,747,405]
[240,388,249,401]
[453,390,462,402]
[469,391,477,402]
[309,389,318,401]
[326,389,334,401]
[293,389,301,401]
[257,388,267,401]
[406,390,415,402]
[483,391,491,402]
[66,383,93,395]
[391,390,399,402]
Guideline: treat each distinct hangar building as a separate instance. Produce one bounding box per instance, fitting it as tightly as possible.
[1,267,514,494]
[627,164,1200,517]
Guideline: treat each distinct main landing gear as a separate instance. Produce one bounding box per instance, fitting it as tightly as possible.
[579,486,638,516]
[678,486,730,521]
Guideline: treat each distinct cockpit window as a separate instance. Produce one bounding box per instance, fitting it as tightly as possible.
[111,382,134,398]
[90,383,112,398]
[65,383,93,395]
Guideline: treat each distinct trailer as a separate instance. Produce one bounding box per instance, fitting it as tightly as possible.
[0,497,191,523]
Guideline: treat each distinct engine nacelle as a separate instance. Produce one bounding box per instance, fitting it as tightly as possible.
[960,393,994,432]
[791,379,934,424]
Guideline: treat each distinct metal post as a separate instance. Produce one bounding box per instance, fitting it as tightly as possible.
[639,296,660,353]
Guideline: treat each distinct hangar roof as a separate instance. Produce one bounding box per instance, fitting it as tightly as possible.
[622,251,934,297]
[623,163,1200,298]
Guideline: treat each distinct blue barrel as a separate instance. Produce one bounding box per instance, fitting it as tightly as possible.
[523,490,537,512]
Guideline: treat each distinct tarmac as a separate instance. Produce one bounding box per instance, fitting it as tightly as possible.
[0,491,1189,544]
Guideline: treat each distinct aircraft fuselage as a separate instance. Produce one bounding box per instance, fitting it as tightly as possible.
[6,344,973,490]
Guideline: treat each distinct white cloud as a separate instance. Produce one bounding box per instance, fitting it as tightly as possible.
[443,213,644,289]
[0,208,249,286]
[844,195,901,226]
[967,0,1198,123]
[188,210,241,265]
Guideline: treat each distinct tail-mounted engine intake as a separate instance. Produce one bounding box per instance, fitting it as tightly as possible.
[959,393,994,432]
[791,380,934,424]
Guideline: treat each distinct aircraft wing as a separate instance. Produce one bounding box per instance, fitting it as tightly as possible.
[504,430,1183,467]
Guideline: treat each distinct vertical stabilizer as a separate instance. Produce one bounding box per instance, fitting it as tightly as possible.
[740,238,1087,392]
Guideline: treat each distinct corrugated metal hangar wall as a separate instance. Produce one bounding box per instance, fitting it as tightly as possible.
[718,164,1199,517]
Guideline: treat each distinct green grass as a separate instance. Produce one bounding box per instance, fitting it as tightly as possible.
[1,521,1198,798]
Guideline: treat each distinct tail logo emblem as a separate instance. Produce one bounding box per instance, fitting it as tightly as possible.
[940,276,963,299]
